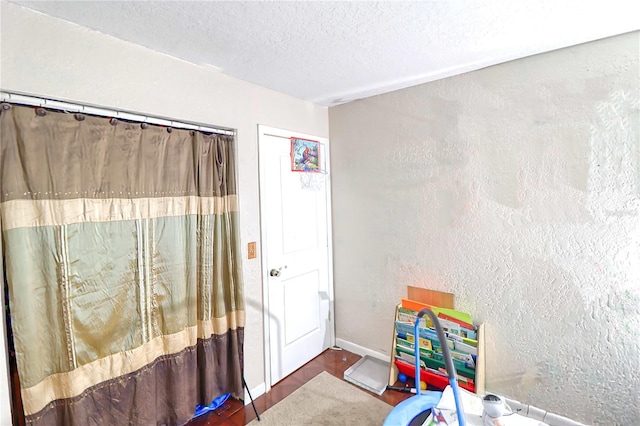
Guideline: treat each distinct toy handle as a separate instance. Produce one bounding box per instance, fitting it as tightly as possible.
[415,308,466,426]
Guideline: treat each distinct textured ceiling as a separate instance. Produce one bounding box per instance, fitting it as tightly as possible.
[10,0,640,106]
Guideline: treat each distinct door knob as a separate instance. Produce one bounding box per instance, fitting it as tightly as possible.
[269,268,281,277]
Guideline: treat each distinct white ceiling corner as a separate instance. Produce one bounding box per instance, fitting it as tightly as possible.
[9,0,640,106]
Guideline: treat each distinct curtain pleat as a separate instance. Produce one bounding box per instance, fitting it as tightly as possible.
[0,105,244,425]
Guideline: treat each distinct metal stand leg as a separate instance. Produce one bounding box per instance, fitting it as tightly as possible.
[243,376,260,421]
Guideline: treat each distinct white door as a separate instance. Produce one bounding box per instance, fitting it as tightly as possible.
[258,125,333,386]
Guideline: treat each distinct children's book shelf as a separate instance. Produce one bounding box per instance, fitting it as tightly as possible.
[388,287,486,396]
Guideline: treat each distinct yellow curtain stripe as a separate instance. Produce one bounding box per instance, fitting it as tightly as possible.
[1,195,239,230]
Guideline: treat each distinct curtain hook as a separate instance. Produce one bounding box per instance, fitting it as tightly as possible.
[35,107,47,117]
[109,118,118,126]
[140,122,148,129]
[74,114,85,121]
[0,103,11,111]
[166,127,173,133]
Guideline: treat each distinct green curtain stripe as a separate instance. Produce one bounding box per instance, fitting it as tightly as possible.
[4,213,244,390]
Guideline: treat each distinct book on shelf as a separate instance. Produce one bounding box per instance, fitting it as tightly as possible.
[396,334,434,352]
[399,301,477,339]
[391,295,481,394]
[395,345,476,379]
[394,321,477,355]
[395,331,476,368]
[400,298,474,326]
[437,311,475,331]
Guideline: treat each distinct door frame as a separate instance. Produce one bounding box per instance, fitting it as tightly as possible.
[257,125,335,393]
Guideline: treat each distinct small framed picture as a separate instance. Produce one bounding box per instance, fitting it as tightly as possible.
[291,137,320,172]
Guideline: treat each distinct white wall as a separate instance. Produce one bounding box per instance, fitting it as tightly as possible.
[0,2,328,423]
[329,32,640,425]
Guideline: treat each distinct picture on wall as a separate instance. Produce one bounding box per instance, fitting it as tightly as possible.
[291,137,321,172]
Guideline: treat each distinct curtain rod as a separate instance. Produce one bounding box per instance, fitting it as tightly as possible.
[0,92,236,136]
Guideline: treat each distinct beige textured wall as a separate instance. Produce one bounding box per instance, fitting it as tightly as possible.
[329,32,640,425]
[0,3,328,423]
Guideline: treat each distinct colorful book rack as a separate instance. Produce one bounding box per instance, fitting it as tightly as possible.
[388,288,485,396]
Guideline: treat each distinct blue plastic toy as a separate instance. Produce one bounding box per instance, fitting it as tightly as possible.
[193,393,231,419]
[383,308,466,426]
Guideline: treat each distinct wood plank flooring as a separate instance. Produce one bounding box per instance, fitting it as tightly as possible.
[188,348,412,425]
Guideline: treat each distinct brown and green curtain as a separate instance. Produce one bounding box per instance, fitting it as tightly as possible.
[0,104,245,425]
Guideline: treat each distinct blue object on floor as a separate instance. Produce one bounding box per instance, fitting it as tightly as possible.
[193,393,231,419]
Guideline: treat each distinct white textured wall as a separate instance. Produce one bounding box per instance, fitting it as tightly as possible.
[0,3,328,423]
[329,32,640,425]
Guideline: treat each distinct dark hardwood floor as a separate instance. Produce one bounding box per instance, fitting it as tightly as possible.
[188,348,413,425]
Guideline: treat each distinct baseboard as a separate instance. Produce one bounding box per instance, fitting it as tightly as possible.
[335,338,391,363]
[244,382,266,406]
